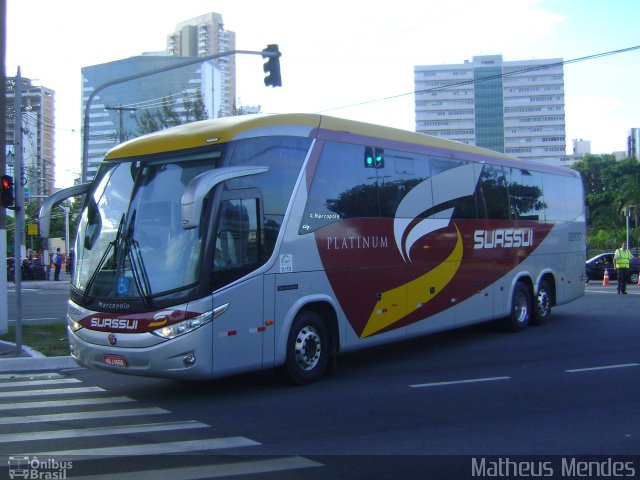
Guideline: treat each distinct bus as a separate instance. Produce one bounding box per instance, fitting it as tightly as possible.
[40,113,585,384]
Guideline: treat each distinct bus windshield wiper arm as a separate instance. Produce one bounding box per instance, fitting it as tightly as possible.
[124,210,153,307]
[82,213,125,304]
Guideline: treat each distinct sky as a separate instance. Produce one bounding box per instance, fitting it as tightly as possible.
[5,0,640,188]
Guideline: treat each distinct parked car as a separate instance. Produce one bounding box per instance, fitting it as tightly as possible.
[585,252,640,284]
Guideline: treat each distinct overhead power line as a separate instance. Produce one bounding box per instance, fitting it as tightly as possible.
[317,45,640,114]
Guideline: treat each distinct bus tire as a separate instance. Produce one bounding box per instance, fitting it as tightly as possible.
[284,311,330,385]
[532,279,552,325]
[504,282,531,332]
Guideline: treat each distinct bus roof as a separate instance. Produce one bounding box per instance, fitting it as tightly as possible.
[104,113,575,176]
[104,113,512,160]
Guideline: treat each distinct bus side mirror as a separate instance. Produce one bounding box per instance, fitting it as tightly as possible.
[39,183,91,238]
[181,166,268,229]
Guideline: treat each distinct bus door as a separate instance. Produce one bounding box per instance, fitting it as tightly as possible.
[210,191,269,376]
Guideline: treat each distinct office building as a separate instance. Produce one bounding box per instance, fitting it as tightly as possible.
[415,55,566,165]
[167,12,236,117]
[628,128,639,160]
[5,76,55,199]
[81,54,222,181]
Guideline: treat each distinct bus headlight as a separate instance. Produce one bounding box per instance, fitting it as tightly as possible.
[68,317,83,332]
[152,310,213,339]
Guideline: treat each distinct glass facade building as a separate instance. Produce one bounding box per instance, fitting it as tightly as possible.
[415,55,566,165]
[81,55,221,181]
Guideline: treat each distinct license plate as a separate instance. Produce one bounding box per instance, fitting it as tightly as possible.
[103,354,128,367]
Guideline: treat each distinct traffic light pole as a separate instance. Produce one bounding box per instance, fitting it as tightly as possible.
[13,67,25,354]
[81,48,280,183]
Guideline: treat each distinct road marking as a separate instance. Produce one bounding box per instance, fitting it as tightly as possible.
[0,386,105,398]
[1,407,169,424]
[68,456,322,480]
[24,437,261,458]
[0,378,82,389]
[0,372,65,380]
[565,363,639,373]
[0,420,209,443]
[409,376,511,388]
[0,396,135,411]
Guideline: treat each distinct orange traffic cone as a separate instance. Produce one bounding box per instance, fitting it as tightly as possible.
[602,269,610,286]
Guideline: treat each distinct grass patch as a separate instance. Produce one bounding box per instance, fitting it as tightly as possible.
[1,323,69,356]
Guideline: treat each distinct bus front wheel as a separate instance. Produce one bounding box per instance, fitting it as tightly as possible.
[504,282,531,332]
[284,311,330,385]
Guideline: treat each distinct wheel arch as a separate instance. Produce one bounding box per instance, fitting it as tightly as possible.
[274,295,340,367]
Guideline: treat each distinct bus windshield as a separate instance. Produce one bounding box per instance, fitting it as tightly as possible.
[74,153,219,300]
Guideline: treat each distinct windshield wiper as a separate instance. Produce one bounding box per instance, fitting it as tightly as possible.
[124,210,153,307]
[82,213,125,304]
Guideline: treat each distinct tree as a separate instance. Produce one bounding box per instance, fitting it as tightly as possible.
[137,90,208,135]
[572,154,640,251]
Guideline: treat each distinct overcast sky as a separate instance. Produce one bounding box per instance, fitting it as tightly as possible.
[6,0,640,187]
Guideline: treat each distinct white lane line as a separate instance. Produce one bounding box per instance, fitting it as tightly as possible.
[566,363,639,373]
[0,378,82,389]
[410,376,511,388]
[65,456,322,480]
[0,420,209,443]
[1,407,169,424]
[0,396,135,411]
[0,372,65,380]
[23,437,261,458]
[0,386,106,398]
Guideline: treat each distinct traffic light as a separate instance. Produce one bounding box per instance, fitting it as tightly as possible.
[1,175,15,208]
[262,44,282,87]
[364,147,384,169]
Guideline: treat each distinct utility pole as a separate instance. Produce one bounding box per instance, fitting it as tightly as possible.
[105,105,137,143]
[0,0,7,337]
[13,67,25,354]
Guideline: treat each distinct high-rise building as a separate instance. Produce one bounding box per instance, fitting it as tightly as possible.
[627,128,639,160]
[167,12,236,117]
[414,55,566,165]
[5,76,55,198]
[81,54,222,181]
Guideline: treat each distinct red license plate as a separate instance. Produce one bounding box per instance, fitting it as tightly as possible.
[103,354,128,367]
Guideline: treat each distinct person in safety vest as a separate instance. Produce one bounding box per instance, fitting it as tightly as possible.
[614,241,632,294]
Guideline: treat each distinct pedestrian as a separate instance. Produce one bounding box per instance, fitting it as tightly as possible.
[614,241,632,294]
[51,247,63,281]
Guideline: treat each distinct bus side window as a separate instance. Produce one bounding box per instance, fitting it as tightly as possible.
[214,197,260,271]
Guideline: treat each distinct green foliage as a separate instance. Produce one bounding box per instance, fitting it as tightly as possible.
[137,89,209,135]
[572,154,640,251]
[1,323,69,356]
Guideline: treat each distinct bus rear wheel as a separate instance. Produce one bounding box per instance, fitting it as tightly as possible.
[532,279,552,325]
[503,282,531,332]
[284,311,330,385]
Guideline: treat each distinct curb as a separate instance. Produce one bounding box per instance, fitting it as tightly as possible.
[0,340,79,373]
[0,355,78,373]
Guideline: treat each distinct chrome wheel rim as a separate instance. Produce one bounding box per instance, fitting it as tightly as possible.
[294,325,322,371]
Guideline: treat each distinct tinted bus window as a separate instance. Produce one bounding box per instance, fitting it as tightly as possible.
[542,173,567,221]
[226,136,311,254]
[428,157,477,220]
[508,168,545,220]
[478,165,510,220]
[564,176,584,221]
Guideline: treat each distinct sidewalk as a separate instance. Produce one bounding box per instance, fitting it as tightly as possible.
[1,276,79,373]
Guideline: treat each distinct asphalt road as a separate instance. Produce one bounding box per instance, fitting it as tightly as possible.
[2,283,639,479]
